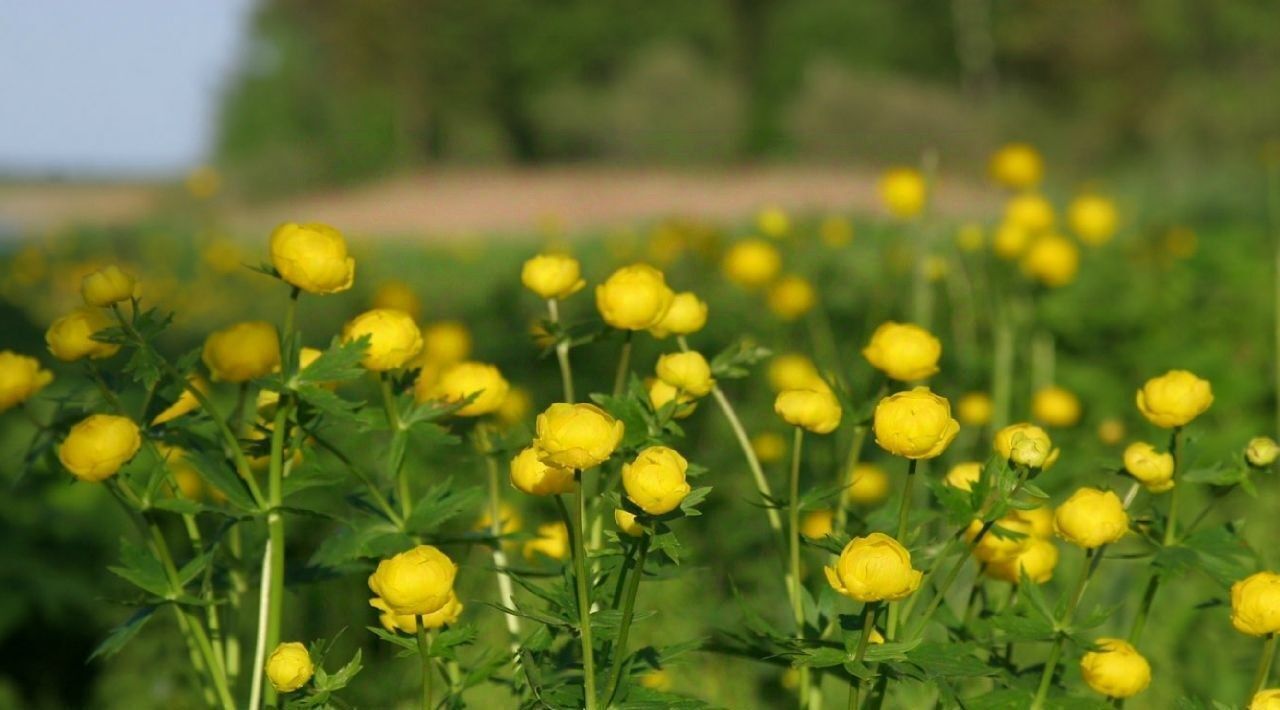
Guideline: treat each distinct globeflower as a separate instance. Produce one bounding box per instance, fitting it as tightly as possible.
[655,351,714,397]
[1069,194,1119,245]
[524,522,570,560]
[775,388,843,435]
[266,642,314,693]
[81,265,137,306]
[367,545,458,616]
[861,322,941,382]
[343,309,423,371]
[1123,442,1174,493]
[521,253,586,300]
[1247,437,1280,468]
[46,307,121,362]
[1032,386,1081,427]
[58,414,142,483]
[986,538,1059,584]
[846,463,890,506]
[648,379,697,419]
[534,403,624,470]
[1054,488,1129,549]
[768,353,826,393]
[766,276,816,321]
[873,387,959,460]
[622,446,692,515]
[1135,370,1213,428]
[993,423,1058,469]
[419,361,509,416]
[649,292,707,338]
[956,392,993,427]
[0,351,53,412]
[944,462,983,492]
[151,376,207,425]
[878,167,927,218]
[1021,235,1079,287]
[615,509,645,537]
[1004,193,1055,234]
[1231,572,1280,637]
[988,143,1044,190]
[202,321,281,382]
[595,264,674,330]
[269,222,355,294]
[1079,638,1151,699]
[371,280,422,320]
[722,239,782,288]
[370,592,463,633]
[509,446,576,496]
[825,533,922,602]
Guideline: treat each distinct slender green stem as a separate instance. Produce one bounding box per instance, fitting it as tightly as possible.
[961,564,987,629]
[1269,157,1280,439]
[612,330,633,397]
[1126,574,1160,644]
[418,623,434,709]
[849,602,879,710]
[547,298,575,403]
[1251,633,1278,699]
[480,426,522,647]
[991,300,1014,431]
[886,459,919,640]
[1163,427,1183,546]
[788,427,811,709]
[308,431,404,528]
[559,491,599,710]
[602,534,650,706]
[229,382,249,439]
[1032,548,1105,710]
[379,374,411,518]
[833,425,869,536]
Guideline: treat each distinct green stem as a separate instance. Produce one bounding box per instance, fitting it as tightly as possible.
[849,602,879,710]
[547,298,575,403]
[480,427,522,646]
[1269,157,1280,439]
[991,300,1014,431]
[1126,574,1160,644]
[380,374,411,518]
[788,427,811,709]
[418,623,434,709]
[602,534,651,706]
[1163,427,1184,546]
[886,459,918,640]
[612,330,633,397]
[308,431,404,528]
[833,425,869,536]
[1032,548,1104,710]
[1251,634,1278,699]
[559,490,599,710]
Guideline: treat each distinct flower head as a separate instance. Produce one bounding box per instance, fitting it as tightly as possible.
[343,309,423,371]
[862,322,941,382]
[1080,638,1151,699]
[524,522,570,560]
[655,351,714,398]
[81,265,137,306]
[988,143,1043,190]
[873,387,959,460]
[522,254,586,300]
[722,239,781,288]
[650,292,708,338]
[993,423,1058,469]
[1247,437,1280,468]
[46,307,120,362]
[595,264,674,330]
[1054,488,1129,549]
[202,321,281,382]
[1069,194,1119,245]
[775,388,843,435]
[879,168,927,218]
[825,533,922,602]
[1032,386,1081,427]
[0,351,53,412]
[1021,235,1079,287]
[269,222,355,294]
[266,642,314,693]
[1231,572,1280,637]
[767,276,816,321]
[534,403,624,470]
[509,446,576,497]
[367,545,457,616]
[622,446,692,515]
[419,361,509,417]
[1123,442,1174,493]
[1136,370,1213,428]
[370,592,463,633]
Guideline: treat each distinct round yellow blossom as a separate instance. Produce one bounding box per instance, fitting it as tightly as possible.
[622,446,692,515]
[655,351,714,398]
[801,509,834,539]
[0,351,53,412]
[639,669,673,691]
[371,280,422,320]
[1247,437,1280,467]
[1021,235,1079,287]
[151,376,207,425]
[269,222,355,294]
[992,221,1032,261]
[879,167,927,219]
[419,361,509,417]
[58,414,142,483]
[1054,488,1129,549]
[1069,194,1119,245]
[993,423,1058,469]
[768,353,826,393]
[496,386,533,426]
[371,591,463,633]
[862,322,941,382]
[1032,386,1082,427]
[343,309,423,371]
[522,254,586,300]
[46,307,121,362]
[1231,572,1280,637]
[752,432,787,464]
[757,206,790,238]
[986,537,1059,584]
[1080,638,1151,699]
[944,462,983,492]
[615,509,646,537]
[266,642,314,693]
[988,143,1044,190]
[1136,370,1213,429]
[966,515,1035,563]
[767,276,817,321]
[775,388,843,435]
[1097,418,1126,446]
[873,387,959,460]
[1123,442,1174,493]
[649,292,707,338]
[524,522,570,561]
[722,239,782,288]
[416,321,472,369]
[825,533,922,602]
[1020,506,1055,539]
[1250,689,1280,709]
[367,545,457,616]
[847,463,890,506]
[595,264,674,330]
[1004,193,1055,234]
[202,321,281,382]
[509,446,576,496]
[648,379,697,419]
[534,403,624,470]
[81,265,137,306]
[956,392,993,427]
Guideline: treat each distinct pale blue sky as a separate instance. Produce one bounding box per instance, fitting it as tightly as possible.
[0,0,256,176]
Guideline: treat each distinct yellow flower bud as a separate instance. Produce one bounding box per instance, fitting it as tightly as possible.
[1250,689,1280,709]
[1136,370,1213,429]
[81,265,137,307]
[151,376,207,426]
[534,403,624,470]
[1231,572,1280,637]
[370,592,463,634]
[202,321,281,382]
[1021,235,1079,287]
[265,642,314,693]
[622,446,692,515]
[418,361,509,416]
[986,537,1059,584]
[509,446,576,496]
[649,292,708,339]
[847,463,890,506]
[825,532,922,602]
[367,545,457,616]
[268,222,355,294]
[615,509,645,537]
[1069,194,1118,246]
[955,392,992,428]
[944,462,982,492]
[768,353,826,393]
[524,522,570,560]
[993,423,1058,469]
[0,351,53,412]
[722,239,782,288]
[751,432,787,464]
[1032,386,1081,427]
[1005,193,1055,234]
[1247,437,1280,467]
[595,263,674,330]
[655,351,714,398]
[58,414,142,483]
[371,280,422,320]
[873,387,959,460]
[801,509,834,539]
[992,221,1032,260]
[1097,418,1126,446]
[988,143,1044,190]
[1123,442,1174,493]
[1054,488,1129,549]
[757,206,790,238]
[1079,638,1151,699]
[878,167,927,219]
[767,275,816,321]
[775,388,843,435]
[861,322,941,382]
[648,379,697,419]
[522,254,586,300]
[343,309,423,371]
[46,307,121,362]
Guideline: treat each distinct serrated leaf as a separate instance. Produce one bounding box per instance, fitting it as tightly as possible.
[88,606,158,661]
[709,339,772,380]
[405,481,484,535]
[297,336,369,385]
[108,540,172,598]
[903,642,996,677]
[187,449,260,512]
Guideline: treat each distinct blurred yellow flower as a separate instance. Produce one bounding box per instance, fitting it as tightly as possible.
[820,215,853,247]
[1097,418,1126,446]
[1004,193,1055,234]
[1032,386,1081,427]
[202,321,281,382]
[655,351,714,397]
[1123,442,1174,493]
[767,275,817,321]
[269,222,355,295]
[757,205,790,239]
[81,265,136,307]
[371,279,422,320]
[768,353,826,393]
[0,351,53,413]
[956,392,993,427]
[419,361,509,417]
[59,414,141,483]
[992,221,1031,261]
[862,321,941,382]
[46,307,121,362]
[649,292,708,339]
[522,254,586,300]
[510,446,576,497]
[878,167,927,219]
[847,463,890,506]
[722,239,782,288]
[988,143,1044,190]
[944,462,982,492]
[801,509,834,539]
[524,522,570,561]
[1246,436,1279,467]
[1021,235,1079,287]
[1069,194,1119,245]
[751,432,787,464]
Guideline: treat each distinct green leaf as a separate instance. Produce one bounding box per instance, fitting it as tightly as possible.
[296,336,368,385]
[1018,568,1056,624]
[88,606,158,661]
[1181,462,1247,486]
[405,481,484,534]
[988,610,1055,642]
[108,540,172,599]
[429,625,479,660]
[295,385,362,422]
[903,642,996,677]
[592,390,652,450]
[1182,523,1257,587]
[187,450,260,512]
[367,626,416,652]
[177,549,215,587]
[314,649,362,692]
[709,339,772,380]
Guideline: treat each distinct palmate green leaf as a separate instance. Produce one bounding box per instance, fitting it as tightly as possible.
[187,449,260,512]
[108,540,172,599]
[931,480,978,526]
[295,384,362,422]
[405,481,484,534]
[429,624,478,660]
[282,458,349,499]
[1018,569,1056,625]
[709,338,771,380]
[177,549,215,587]
[310,519,414,568]
[988,610,1055,642]
[151,497,237,517]
[1181,522,1257,587]
[897,641,996,678]
[367,626,417,652]
[592,609,657,642]
[1181,462,1248,486]
[313,649,362,692]
[88,605,158,661]
[296,335,369,385]
[592,387,652,451]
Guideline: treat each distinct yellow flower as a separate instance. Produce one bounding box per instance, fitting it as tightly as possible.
[768,353,826,393]
[752,432,787,464]
[343,309,423,371]
[1123,442,1174,493]
[988,143,1044,190]
[801,509,834,539]
[1054,488,1129,549]
[767,276,816,321]
[265,642,314,693]
[1231,572,1280,637]
[1080,638,1151,699]
[1021,235,1079,287]
[595,264,675,330]
[956,223,984,252]
[1247,437,1280,467]
[46,307,121,362]
[649,292,708,338]
[944,462,982,492]
[416,321,473,369]
[151,376,207,425]
[825,533,922,602]
[861,322,941,382]
[993,423,1058,469]
[756,205,790,238]
[268,222,355,294]
[371,280,422,320]
[847,463,890,506]
[639,668,673,691]
[1004,193,1055,234]
[1097,418,1126,446]
[622,446,692,515]
[615,509,646,537]
[956,392,992,427]
[992,221,1032,261]
[873,387,959,460]
[367,545,458,616]
[775,388,843,435]
[202,321,281,382]
[966,515,1034,563]
[476,502,521,538]
[58,414,142,483]
[1032,386,1081,427]
[1069,194,1118,246]
[370,592,463,633]
[1020,506,1055,539]
[986,538,1059,584]
[524,522,570,560]
[820,215,853,247]
[1250,689,1280,710]
[522,254,586,300]
[878,167,927,219]
[534,403,624,470]
[0,351,53,412]
[722,239,782,288]
[648,379,697,419]
[1136,370,1213,428]
[496,386,533,426]
[418,361,509,416]
[509,446,576,496]
[81,265,137,306]
[655,351,714,398]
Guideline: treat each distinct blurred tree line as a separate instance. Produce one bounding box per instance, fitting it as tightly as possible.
[217,0,1280,195]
